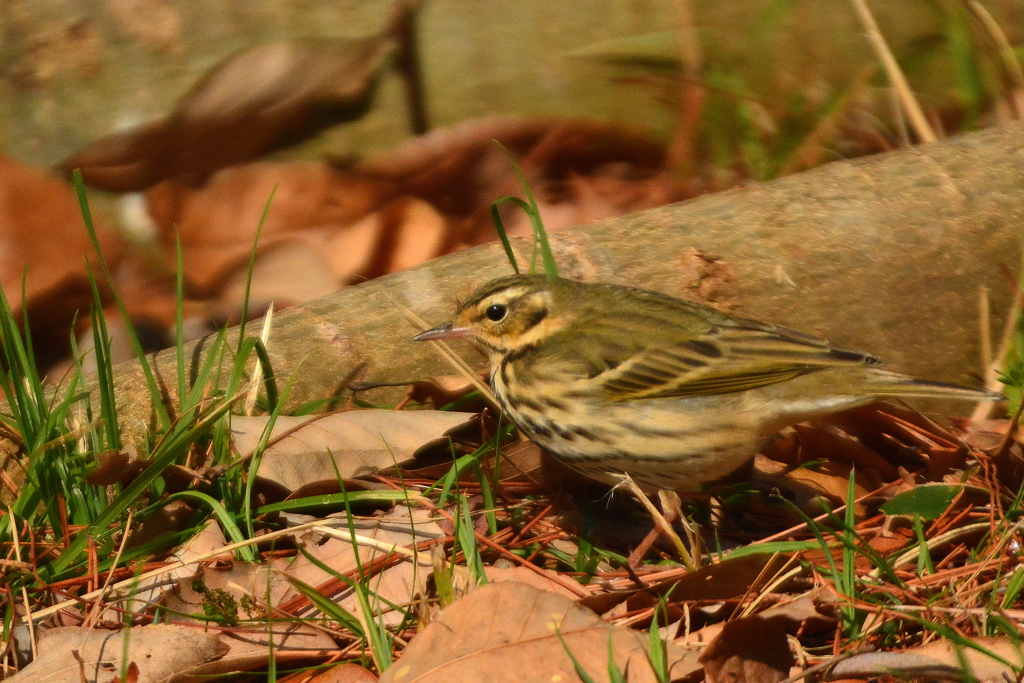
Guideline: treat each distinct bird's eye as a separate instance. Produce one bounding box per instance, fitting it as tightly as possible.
[485,303,508,322]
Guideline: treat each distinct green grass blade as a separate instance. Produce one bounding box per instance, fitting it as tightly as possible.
[913,514,935,576]
[285,573,364,636]
[237,184,277,344]
[256,490,415,515]
[647,598,670,683]
[555,628,599,683]
[352,579,393,671]
[17,271,43,407]
[163,491,256,561]
[182,328,228,408]
[456,495,487,586]
[242,374,292,540]
[86,262,121,450]
[842,472,857,605]
[71,170,171,430]
[174,232,187,404]
[489,202,520,274]
[50,398,235,575]
[608,632,628,683]
[1003,567,1024,609]
[492,142,558,277]
[944,3,984,129]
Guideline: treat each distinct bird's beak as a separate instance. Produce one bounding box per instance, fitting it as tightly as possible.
[412,322,473,341]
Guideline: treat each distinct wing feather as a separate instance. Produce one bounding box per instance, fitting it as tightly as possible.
[598,322,878,400]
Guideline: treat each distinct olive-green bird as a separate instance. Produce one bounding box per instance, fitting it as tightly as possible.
[413,274,1001,492]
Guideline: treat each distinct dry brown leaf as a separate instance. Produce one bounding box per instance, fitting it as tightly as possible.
[583,553,793,618]
[209,622,337,665]
[283,477,396,504]
[751,455,873,516]
[234,410,475,491]
[0,154,123,368]
[793,422,899,479]
[338,560,427,625]
[358,116,669,217]
[146,162,395,295]
[482,565,581,600]
[406,375,481,410]
[676,591,837,652]
[658,553,791,603]
[958,418,1016,451]
[5,624,229,683]
[378,197,450,274]
[823,404,969,480]
[358,115,679,248]
[124,499,198,549]
[959,417,1024,489]
[677,621,726,649]
[379,581,702,683]
[149,175,450,316]
[755,589,838,634]
[184,622,337,680]
[84,450,131,486]
[392,440,548,484]
[130,115,683,324]
[61,31,396,191]
[305,663,379,683]
[828,637,1024,682]
[699,615,794,683]
[195,196,446,318]
[215,238,344,313]
[116,660,140,683]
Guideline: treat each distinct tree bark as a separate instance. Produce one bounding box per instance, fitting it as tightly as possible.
[112,123,1023,438]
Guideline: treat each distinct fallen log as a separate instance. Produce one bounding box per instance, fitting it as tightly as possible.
[112,123,1023,438]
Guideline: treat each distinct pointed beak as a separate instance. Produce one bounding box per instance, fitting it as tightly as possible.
[412,322,473,341]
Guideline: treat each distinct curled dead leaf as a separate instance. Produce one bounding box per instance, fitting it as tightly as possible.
[234,410,476,492]
[84,449,131,486]
[407,375,483,410]
[827,637,1024,683]
[61,33,396,191]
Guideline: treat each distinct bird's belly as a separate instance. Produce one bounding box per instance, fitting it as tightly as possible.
[492,374,769,492]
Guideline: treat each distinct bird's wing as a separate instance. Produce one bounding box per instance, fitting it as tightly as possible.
[597,322,879,400]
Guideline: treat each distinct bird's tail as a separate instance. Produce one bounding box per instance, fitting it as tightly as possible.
[864,369,1003,401]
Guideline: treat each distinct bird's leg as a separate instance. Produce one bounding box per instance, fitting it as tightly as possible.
[618,475,699,570]
[627,503,680,567]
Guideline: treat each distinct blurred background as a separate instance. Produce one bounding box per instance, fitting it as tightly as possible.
[0,0,1022,374]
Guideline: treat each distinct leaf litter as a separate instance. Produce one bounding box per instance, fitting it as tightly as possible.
[12,380,1024,683]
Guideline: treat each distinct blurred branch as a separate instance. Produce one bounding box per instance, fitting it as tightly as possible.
[961,0,1024,120]
[850,0,937,143]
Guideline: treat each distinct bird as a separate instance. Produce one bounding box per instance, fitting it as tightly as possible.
[413,274,1002,492]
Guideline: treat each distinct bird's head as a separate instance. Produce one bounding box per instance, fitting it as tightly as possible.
[413,274,574,354]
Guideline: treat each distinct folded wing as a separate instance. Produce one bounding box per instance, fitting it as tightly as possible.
[598,322,879,400]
